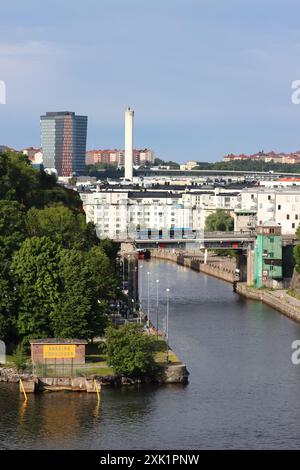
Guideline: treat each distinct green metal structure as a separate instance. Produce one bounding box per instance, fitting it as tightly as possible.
[254,221,282,288]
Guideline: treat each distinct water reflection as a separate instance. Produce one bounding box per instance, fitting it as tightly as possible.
[1,259,300,449]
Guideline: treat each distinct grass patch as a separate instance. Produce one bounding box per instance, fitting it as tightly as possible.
[153,338,181,364]
[76,365,115,376]
[288,289,300,301]
[3,354,31,368]
[85,354,107,363]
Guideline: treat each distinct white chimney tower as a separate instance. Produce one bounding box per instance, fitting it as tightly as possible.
[125,107,134,180]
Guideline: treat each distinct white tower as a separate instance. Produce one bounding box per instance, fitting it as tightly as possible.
[125,107,134,180]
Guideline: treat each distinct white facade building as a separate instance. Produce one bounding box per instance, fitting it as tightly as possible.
[81,190,202,240]
[181,189,239,230]
[234,188,300,235]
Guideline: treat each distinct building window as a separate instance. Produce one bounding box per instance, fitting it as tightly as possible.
[287,214,290,220]
[278,205,281,210]
[292,223,295,229]
[268,195,271,200]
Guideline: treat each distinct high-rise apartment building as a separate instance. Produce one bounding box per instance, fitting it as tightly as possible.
[41,111,88,176]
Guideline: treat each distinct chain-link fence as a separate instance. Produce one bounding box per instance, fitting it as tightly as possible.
[34,362,102,378]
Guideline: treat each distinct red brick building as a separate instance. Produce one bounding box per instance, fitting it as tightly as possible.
[30,338,87,365]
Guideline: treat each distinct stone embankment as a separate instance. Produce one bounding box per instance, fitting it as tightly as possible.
[152,249,300,323]
[236,283,300,323]
[0,363,189,389]
[151,249,236,283]
[0,367,34,383]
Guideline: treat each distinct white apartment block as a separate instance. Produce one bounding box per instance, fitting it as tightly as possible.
[80,187,242,239]
[234,188,300,235]
[81,190,202,240]
[181,189,239,230]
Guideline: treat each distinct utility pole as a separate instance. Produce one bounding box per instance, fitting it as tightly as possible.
[166,288,170,363]
[147,271,150,327]
[156,279,159,338]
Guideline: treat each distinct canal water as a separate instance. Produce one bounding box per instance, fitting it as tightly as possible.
[2,259,300,450]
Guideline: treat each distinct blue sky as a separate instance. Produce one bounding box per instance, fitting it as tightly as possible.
[1,0,300,162]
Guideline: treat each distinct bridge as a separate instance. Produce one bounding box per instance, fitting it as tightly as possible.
[136,168,300,178]
[118,231,297,251]
[118,231,255,251]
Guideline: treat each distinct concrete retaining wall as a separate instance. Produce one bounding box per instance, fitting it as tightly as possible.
[151,249,236,283]
[236,283,300,323]
[161,364,189,384]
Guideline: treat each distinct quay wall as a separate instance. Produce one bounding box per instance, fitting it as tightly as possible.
[236,283,300,323]
[151,249,236,283]
[151,249,300,323]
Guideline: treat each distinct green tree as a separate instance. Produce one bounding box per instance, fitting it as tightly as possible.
[0,150,83,210]
[86,246,120,302]
[293,225,300,273]
[98,238,120,261]
[154,158,180,168]
[11,344,28,372]
[51,249,108,339]
[0,264,18,344]
[0,200,27,259]
[205,209,234,232]
[12,236,60,341]
[26,204,98,250]
[106,324,158,378]
[0,151,39,207]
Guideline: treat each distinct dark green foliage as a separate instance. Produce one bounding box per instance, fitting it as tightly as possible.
[0,151,123,345]
[0,264,18,344]
[154,157,180,168]
[26,204,97,250]
[205,209,234,232]
[0,200,27,259]
[0,150,82,210]
[11,344,28,372]
[106,324,158,378]
[51,249,109,339]
[12,237,60,341]
[194,159,300,173]
[98,238,120,261]
[294,226,300,273]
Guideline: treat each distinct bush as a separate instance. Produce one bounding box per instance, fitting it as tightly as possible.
[11,344,28,372]
[106,324,158,379]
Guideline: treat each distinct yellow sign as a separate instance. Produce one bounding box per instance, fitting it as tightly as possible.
[43,344,76,359]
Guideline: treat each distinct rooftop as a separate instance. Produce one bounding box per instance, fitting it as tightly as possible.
[30,338,88,344]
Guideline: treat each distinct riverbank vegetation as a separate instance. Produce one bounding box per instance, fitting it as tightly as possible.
[106,324,159,378]
[293,225,300,274]
[0,151,121,349]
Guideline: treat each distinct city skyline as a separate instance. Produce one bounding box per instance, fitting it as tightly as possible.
[2,0,300,162]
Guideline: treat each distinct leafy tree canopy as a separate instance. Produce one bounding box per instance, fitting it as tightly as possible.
[12,236,60,342]
[106,324,158,378]
[26,204,98,250]
[0,200,27,259]
[205,209,234,232]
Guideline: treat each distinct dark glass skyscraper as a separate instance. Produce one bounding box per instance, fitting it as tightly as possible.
[40,111,88,176]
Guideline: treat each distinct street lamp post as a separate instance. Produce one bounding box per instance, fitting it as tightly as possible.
[122,251,125,290]
[147,271,150,328]
[156,279,159,338]
[166,288,170,363]
[139,264,143,322]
